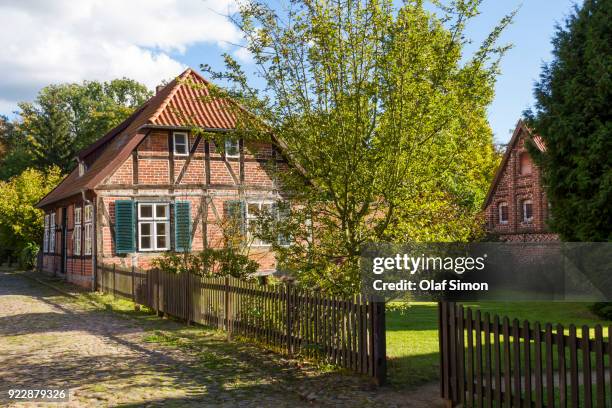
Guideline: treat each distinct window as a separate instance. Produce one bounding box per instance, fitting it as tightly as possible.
[73,207,82,256]
[224,139,240,158]
[84,204,93,255]
[245,200,291,247]
[49,213,56,253]
[519,152,532,175]
[498,202,509,224]
[138,203,169,251]
[43,215,49,253]
[173,132,189,156]
[522,199,533,223]
[78,162,87,177]
[246,201,273,246]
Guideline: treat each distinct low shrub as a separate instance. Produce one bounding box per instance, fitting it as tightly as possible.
[589,302,612,321]
[152,248,259,279]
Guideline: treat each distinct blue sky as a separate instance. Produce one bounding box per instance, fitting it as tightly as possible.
[0,0,580,144]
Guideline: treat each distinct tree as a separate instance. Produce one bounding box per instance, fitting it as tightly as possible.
[12,79,152,174]
[0,167,63,262]
[205,0,510,294]
[19,88,73,171]
[524,0,611,242]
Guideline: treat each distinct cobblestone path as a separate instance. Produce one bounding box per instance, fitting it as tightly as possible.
[0,270,443,407]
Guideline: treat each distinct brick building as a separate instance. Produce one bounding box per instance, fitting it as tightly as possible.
[36,68,290,288]
[484,120,558,242]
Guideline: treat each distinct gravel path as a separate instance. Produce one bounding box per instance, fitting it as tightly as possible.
[0,270,443,407]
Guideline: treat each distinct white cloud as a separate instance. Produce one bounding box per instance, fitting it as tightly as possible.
[0,0,241,115]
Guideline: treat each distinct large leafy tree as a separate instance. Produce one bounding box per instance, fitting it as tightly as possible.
[525,0,611,242]
[10,78,152,175]
[0,167,63,260]
[205,0,510,294]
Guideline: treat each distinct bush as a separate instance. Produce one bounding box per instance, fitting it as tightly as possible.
[589,302,612,321]
[152,248,259,279]
[18,242,39,270]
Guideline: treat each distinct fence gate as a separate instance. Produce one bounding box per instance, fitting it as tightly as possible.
[439,302,612,408]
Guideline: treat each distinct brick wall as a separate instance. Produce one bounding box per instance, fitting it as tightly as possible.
[485,127,558,242]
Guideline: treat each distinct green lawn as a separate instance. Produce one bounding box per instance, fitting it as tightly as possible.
[386,302,609,388]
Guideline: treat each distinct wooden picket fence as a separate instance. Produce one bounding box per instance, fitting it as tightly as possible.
[96,263,386,384]
[439,302,612,407]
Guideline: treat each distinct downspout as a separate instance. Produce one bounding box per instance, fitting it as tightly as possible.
[81,189,96,291]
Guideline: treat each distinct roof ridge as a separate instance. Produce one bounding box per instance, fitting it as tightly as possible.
[149,68,193,125]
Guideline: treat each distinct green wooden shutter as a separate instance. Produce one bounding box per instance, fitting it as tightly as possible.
[115,200,135,254]
[174,201,191,252]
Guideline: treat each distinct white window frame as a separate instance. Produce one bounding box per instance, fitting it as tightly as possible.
[224,139,240,158]
[498,202,509,225]
[138,203,170,251]
[173,132,189,156]
[73,207,82,256]
[83,204,93,255]
[246,200,274,247]
[43,215,49,253]
[522,199,534,223]
[49,213,56,253]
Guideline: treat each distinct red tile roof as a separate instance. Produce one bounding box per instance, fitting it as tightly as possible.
[37,68,240,208]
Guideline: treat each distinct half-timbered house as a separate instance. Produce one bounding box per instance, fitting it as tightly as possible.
[36,68,290,288]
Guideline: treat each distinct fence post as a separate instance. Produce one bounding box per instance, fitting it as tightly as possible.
[286,282,292,355]
[112,264,116,298]
[372,300,387,386]
[225,276,231,340]
[131,263,135,302]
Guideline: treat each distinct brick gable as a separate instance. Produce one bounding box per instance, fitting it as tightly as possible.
[484,120,558,241]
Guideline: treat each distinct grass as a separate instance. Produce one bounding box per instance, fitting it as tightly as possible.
[386,301,610,388]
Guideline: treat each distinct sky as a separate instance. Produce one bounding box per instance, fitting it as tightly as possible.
[0,0,580,144]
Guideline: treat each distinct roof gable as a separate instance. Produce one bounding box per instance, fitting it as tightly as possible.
[37,68,241,208]
[483,119,546,208]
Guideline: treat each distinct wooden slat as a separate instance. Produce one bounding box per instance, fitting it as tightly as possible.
[475,310,483,407]
[583,325,592,408]
[458,305,466,406]
[594,325,605,408]
[545,323,554,408]
[502,317,511,408]
[512,319,521,407]
[558,323,567,408]
[466,308,474,407]
[493,315,502,405]
[534,321,543,408]
[484,313,492,408]
[523,320,532,407]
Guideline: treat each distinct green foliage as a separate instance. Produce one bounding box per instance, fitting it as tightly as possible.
[4,79,152,176]
[0,167,63,261]
[18,242,40,270]
[205,0,511,295]
[524,0,611,241]
[152,249,259,279]
[589,302,612,321]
